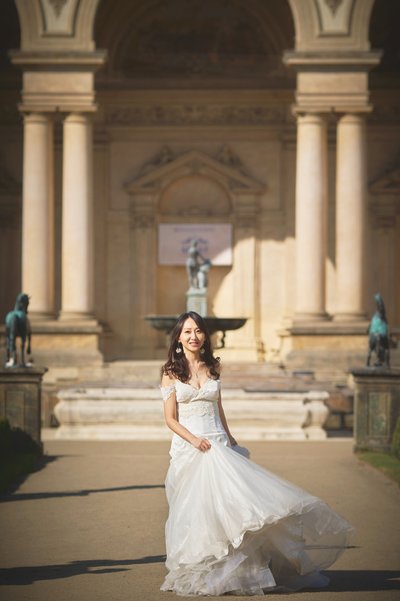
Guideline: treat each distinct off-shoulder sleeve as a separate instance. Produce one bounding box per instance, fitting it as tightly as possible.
[160,384,175,402]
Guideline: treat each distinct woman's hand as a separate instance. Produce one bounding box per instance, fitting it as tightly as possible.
[192,437,211,452]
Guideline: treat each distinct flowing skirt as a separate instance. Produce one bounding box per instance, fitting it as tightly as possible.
[162,436,353,596]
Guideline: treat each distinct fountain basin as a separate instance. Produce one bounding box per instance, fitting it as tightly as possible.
[145,315,247,348]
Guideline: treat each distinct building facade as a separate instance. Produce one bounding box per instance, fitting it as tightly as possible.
[0,0,399,373]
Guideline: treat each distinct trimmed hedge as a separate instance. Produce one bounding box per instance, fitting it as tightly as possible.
[0,418,42,493]
[391,416,400,460]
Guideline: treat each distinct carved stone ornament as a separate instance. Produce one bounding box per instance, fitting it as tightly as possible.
[49,0,68,17]
[139,146,174,176]
[130,213,155,229]
[105,104,286,127]
[370,158,400,195]
[138,146,251,180]
[324,0,343,16]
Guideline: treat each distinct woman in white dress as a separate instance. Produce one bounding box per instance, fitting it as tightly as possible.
[160,311,353,596]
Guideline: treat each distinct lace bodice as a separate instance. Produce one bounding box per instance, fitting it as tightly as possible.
[160,378,220,402]
[160,378,224,434]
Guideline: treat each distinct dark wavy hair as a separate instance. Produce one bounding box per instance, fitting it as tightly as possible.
[162,311,220,382]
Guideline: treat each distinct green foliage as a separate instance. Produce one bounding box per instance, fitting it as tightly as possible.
[0,417,41,493]
[391,416,400,460]
[0,417,41,457]
[358,451,400,487]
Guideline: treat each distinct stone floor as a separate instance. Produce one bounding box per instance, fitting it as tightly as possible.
[0,439,399,601]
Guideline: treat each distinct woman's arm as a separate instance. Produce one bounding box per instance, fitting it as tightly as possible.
[162,374,211,452]
[217,392,237,446]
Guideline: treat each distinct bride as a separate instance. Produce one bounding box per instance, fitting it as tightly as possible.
[160,311,353,596]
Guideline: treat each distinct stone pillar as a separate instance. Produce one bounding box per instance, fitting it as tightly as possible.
[59,113,94,321]
[130,195,158,357]
[230,196,260,358]
[21,113,55,319]
[294,113,328,320]
[334,113,367,321]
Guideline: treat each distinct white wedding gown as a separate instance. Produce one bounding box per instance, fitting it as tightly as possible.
[160,378,353,596]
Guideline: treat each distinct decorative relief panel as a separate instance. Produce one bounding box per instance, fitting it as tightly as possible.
[105,104,287,126]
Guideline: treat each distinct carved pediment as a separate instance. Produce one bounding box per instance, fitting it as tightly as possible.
[124,147,265,195]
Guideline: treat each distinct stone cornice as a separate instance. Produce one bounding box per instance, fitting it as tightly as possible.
[9,50,107,72]
[283,50,382,72]
[104,104,289,127]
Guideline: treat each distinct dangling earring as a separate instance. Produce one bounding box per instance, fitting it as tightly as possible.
[200,346,205,355]
[175,343,182,354]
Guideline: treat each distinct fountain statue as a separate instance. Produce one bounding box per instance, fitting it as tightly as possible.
[145,238,246,347]
[185,239,211,317]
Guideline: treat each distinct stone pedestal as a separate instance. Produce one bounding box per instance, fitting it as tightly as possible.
[186,288,207,317]
[351,368,400,452]
[0,367,48,445]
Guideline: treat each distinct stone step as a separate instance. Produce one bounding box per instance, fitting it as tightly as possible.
[53,387,331,441]
[42,360,354,429]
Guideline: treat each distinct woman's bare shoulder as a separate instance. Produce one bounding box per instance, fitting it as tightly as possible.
[161,372,176,387]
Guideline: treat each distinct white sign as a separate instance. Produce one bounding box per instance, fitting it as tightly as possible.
[158,224,232,266]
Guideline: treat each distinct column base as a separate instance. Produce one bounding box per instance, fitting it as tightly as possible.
[58,311,97,324]
[333,312,367,322]
[29,311,57,321]
[14,318,104,367]
[292,312,331,324]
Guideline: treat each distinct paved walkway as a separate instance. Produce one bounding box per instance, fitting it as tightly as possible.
[1,438,399,601]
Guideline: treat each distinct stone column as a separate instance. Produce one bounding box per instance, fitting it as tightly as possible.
[21,113,55,319]
[130,196,157,356]
[59,113,94,321]
[294,113,328,320]
[334,113,367,321]
[231,196,260,359]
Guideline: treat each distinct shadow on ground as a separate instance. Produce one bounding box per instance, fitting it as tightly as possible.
[0,454,59,497]
[0,483,165,503]
[1,562,399,592]
[323,570,400,592]
[0,556,166,585]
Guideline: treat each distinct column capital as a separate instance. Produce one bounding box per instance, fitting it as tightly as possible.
[21,111,52,122]
[63,111,94,123]
[292,110,329,121]
[336,112,368,123]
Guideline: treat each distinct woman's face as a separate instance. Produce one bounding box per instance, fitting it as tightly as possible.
[178,317,206,354]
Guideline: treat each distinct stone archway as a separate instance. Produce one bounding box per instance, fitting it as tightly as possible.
[7,0,392,372]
